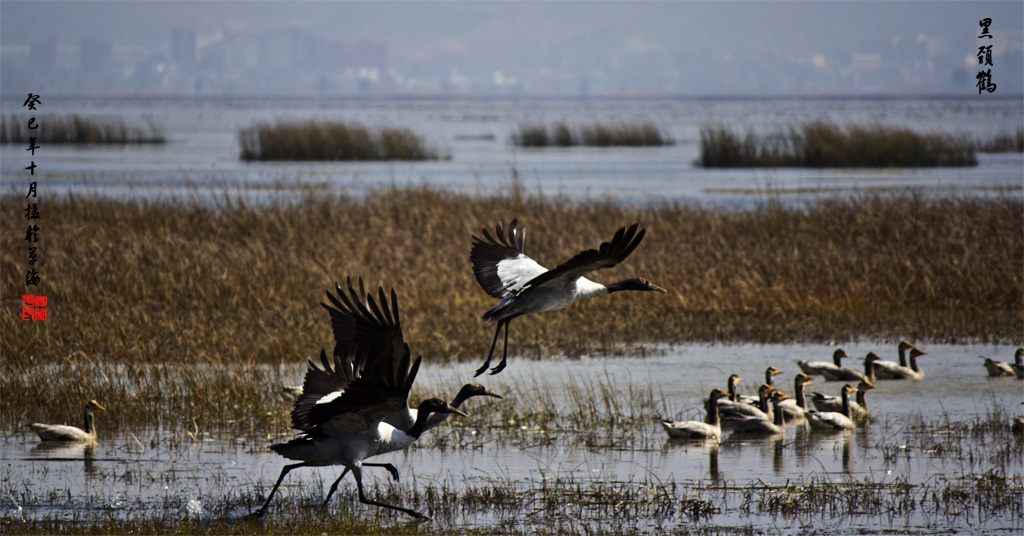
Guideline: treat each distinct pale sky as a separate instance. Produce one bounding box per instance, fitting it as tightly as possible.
[2,1,1021,95]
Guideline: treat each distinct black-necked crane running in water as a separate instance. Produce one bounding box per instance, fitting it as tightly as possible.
[322,277,503,431]
[256,284,466,520]
[315,277,503,504]
[469,219,666,376]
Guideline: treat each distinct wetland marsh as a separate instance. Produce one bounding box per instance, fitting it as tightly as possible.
[2,95,1022,535]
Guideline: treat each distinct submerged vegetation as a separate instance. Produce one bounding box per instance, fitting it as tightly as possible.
[238,120,441,161]
[0,114,165,144]
[513,121,672,147]
[698,121,978,167]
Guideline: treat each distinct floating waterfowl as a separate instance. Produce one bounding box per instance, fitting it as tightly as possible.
[796,349,849,377]
[730,392,789,435]
[875,347,925,380]
[30,400,105,443]
[807,384,859,431]
[822,352,881,383]
[661,389,731,441]
[873,340,924,379]
[810,380,874,423]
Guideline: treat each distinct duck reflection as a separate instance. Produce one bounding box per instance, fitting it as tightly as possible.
[31,441,98,477]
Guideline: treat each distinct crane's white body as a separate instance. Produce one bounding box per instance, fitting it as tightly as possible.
[470,220,664,375]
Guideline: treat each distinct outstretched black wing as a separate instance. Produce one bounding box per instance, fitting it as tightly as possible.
[470,219,547,299]
[521,223,645,291]
[321,277,405,364]
[290,281,418,434]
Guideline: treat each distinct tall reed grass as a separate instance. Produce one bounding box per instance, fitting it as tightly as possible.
[513,121,672,147]
[2,189,1018,370]
[238,120,440,161]
[975,128,1024,153]
[0,114,165,144]
[699,121,977,167]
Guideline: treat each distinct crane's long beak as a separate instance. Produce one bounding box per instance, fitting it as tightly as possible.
[446,404,468,417]
[649,282,667,293]
[483,389,504,399]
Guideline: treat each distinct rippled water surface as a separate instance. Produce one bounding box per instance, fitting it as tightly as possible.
[1,95,1021,208]
[4,343,1021,533]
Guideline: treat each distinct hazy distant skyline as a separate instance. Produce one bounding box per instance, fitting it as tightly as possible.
[2,1,1021,96]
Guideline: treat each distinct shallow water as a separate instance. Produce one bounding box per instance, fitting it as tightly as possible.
[3,343,1021,533]
[1,95,1021,209]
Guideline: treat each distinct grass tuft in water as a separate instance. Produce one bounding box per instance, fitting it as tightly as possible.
[238,119,441,161]
[699,121,977,167]
[0,114,165,144]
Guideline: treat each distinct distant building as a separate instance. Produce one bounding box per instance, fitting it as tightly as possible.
[81,38,111,72]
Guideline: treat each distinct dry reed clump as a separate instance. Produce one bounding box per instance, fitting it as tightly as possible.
[699,121,977,167]
[0,114,165,144]
[975,128,1024,153]
[1,190,1021,431]
[238,119,440,161]
[513,121,672,147]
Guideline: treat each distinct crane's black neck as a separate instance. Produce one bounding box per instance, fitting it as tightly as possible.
[405,401,450,438]
[405,410,433,439]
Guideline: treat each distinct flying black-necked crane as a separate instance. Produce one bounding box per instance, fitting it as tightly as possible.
[661,388,731,441]
[255,285,466,520]
[470,219,665,376]
[796,349,849,377]
[30,400,105,443]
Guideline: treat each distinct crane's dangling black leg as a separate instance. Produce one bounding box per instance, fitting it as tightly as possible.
[323,467,350,508]
[476,320,505,377]
[490,319,512,375]
[254,462,305,517]
[323,463,400,508]
[351,464,429,520]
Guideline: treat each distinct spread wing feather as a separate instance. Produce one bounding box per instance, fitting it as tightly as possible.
[471,219,547,298]
[521,223,645,291]
[291,280,419,434]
